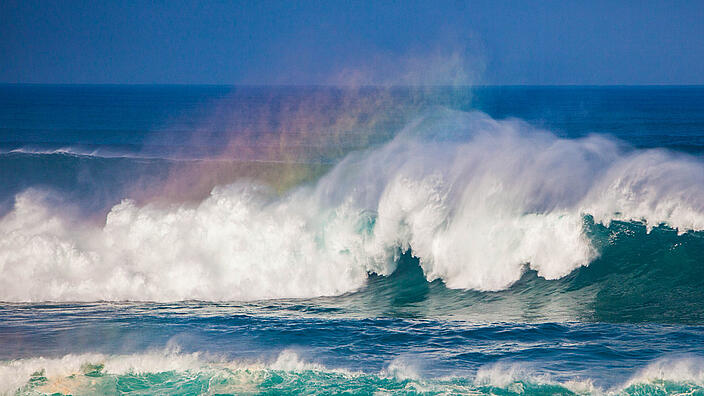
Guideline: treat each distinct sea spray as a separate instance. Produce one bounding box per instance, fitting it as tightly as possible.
[0,110,703,301]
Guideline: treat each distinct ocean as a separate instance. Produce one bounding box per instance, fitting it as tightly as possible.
[0,85,703,395]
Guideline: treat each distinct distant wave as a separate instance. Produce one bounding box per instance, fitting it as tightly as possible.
[1,145,145,159]
[0,109,703,302]
[4,349,704,395]
[0,145,322,164]
[1,146,209,161]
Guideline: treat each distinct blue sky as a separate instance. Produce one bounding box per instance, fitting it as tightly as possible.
[1,0,703,85]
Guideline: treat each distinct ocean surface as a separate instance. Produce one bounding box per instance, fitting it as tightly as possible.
[1,85,703,395]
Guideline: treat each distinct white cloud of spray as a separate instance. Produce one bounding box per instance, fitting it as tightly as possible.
[126,38,486,206]
[1,109,703,301]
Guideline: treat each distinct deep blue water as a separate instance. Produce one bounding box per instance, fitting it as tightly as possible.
[0,85,703,395]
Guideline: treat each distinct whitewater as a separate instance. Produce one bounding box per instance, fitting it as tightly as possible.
[1,109,703,301]
[5,348,704,395]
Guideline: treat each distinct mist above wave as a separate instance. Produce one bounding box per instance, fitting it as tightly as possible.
[0,109,703,301]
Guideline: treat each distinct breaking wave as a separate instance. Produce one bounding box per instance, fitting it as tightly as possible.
[0,109,703,302]
[4,349,704,395]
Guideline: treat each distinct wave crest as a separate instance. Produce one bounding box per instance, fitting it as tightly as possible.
[5,350,704,395]
[1,110,703,301]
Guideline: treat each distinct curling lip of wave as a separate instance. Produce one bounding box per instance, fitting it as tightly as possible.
[0,109,703,302]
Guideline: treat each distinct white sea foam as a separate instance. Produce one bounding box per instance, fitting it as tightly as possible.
[4,350,704,395]
[0,349,353,395]
[1,110,703,301]
[623,356,704,387]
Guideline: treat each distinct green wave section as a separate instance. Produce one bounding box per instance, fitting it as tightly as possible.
[16,365,704,396]
[329,218,704,324]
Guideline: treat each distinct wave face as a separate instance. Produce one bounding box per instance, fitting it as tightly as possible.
[0,109,703,303]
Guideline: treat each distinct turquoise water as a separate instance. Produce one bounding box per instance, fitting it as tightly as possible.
[1,85,704,395]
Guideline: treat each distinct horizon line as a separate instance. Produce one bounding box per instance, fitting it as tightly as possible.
[2,83,704,88]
